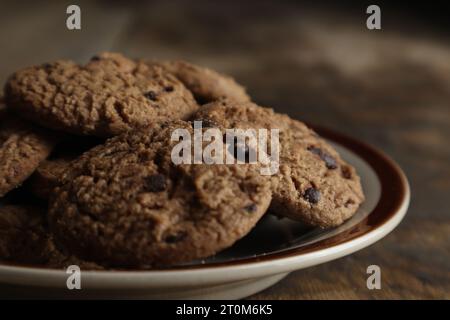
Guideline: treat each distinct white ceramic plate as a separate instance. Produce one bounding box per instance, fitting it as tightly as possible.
[0,126,410,299]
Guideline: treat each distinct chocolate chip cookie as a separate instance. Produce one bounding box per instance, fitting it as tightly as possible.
[0,113,56,197]
[147,60,250,104]
[0,205,101,269]
[49,120,271,267]
[4,52,199,137]
[193,100,365,228]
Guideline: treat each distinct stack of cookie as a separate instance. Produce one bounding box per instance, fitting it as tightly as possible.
[0,53,364,269]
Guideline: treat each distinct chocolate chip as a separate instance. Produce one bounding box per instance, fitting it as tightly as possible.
[322,154,337,169]
[145,174,167,192]
[164,231,187,243]
[307,146,322,156]
[341,166,352,179]
[90,55,100,61]
[244,203,257,213]
[144,91,158,101]
[164,86,174,92]
[303,187,320,204]
[307,146,337,169]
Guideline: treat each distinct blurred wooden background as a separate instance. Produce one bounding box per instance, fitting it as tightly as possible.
[0,0,449,299]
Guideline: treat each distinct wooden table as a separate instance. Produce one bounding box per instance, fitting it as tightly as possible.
[0,1,448,299]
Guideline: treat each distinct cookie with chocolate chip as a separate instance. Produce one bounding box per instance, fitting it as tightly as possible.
[0,113,56,197]
[48,120,271,267]
[0,205,102,269]
[147,60,250,104]
[193,100,365,228]
[4,52,199,137]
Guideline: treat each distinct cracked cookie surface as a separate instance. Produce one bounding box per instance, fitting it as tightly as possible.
[193,100,365,228]
[49,120,271,267]
[5,52,199,137]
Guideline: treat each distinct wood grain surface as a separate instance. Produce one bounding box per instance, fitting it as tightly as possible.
[0,0,448,299]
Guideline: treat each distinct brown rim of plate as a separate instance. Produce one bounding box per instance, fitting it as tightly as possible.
[0,125,408,271]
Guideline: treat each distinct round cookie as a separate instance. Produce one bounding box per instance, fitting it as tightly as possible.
[147,60,250,104]
[193,100,365,228]
[0,205,101,269]
[4,52,199,137]
[0,114,56,197]
[49,120,271,267]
